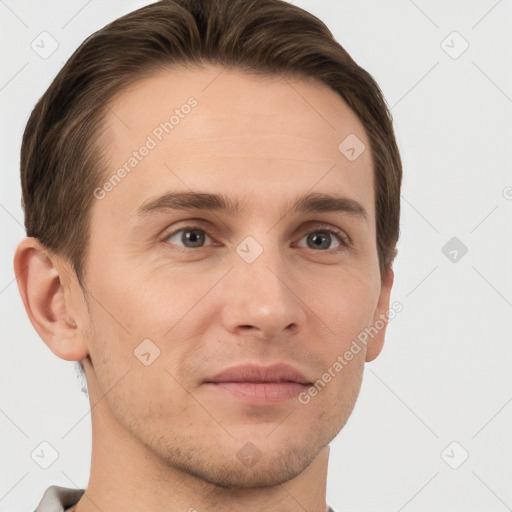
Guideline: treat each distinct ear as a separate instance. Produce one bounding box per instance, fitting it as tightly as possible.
[13,237,89,362]
[365,267,394,362]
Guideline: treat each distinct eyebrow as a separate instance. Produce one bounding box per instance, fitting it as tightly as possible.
[136,191,368,222]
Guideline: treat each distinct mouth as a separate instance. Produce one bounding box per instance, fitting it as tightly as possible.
[203,363,313,405]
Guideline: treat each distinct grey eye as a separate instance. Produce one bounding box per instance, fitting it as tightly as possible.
[165,227,211,248]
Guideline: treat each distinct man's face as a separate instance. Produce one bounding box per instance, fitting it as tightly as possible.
[75,65,392,486]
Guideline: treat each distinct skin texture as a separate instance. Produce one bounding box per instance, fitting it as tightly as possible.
[15,64,394,512]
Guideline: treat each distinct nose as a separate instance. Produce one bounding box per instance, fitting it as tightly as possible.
[219,241,306,340]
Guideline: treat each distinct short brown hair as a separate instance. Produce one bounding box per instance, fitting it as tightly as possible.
[20,0,402,288]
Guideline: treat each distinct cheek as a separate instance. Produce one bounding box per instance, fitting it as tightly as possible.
[300,349,365,430]
[308,274,379,387]
[319,278,378,337]
[82,273,196,393]
[84,265,171,343]
[85,308,189,427]
[103,262,211,337]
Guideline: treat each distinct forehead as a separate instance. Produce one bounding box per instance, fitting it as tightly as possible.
[97,64,374,221]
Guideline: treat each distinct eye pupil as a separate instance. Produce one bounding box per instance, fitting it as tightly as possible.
[308,232,331,250]
[183,229,205,247]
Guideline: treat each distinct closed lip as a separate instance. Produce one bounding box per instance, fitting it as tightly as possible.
[205,363,312,385]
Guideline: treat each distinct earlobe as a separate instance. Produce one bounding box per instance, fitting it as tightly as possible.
[365,267,394,362]
[13,237,88,362]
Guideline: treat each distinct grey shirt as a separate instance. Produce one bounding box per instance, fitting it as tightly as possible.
[33,486,85,511]
[34,485,338,511]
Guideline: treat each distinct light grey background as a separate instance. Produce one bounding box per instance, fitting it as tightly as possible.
[1,1,511,511]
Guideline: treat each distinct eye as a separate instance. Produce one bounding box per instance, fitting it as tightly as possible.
[161,223,351,252]
[296,224,350,252]
[163,226,213,249]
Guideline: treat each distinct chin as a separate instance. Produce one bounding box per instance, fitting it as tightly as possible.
[157,429,333,489]
[181,454,311,489]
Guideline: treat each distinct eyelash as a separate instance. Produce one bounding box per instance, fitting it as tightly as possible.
[161,222,352,254]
